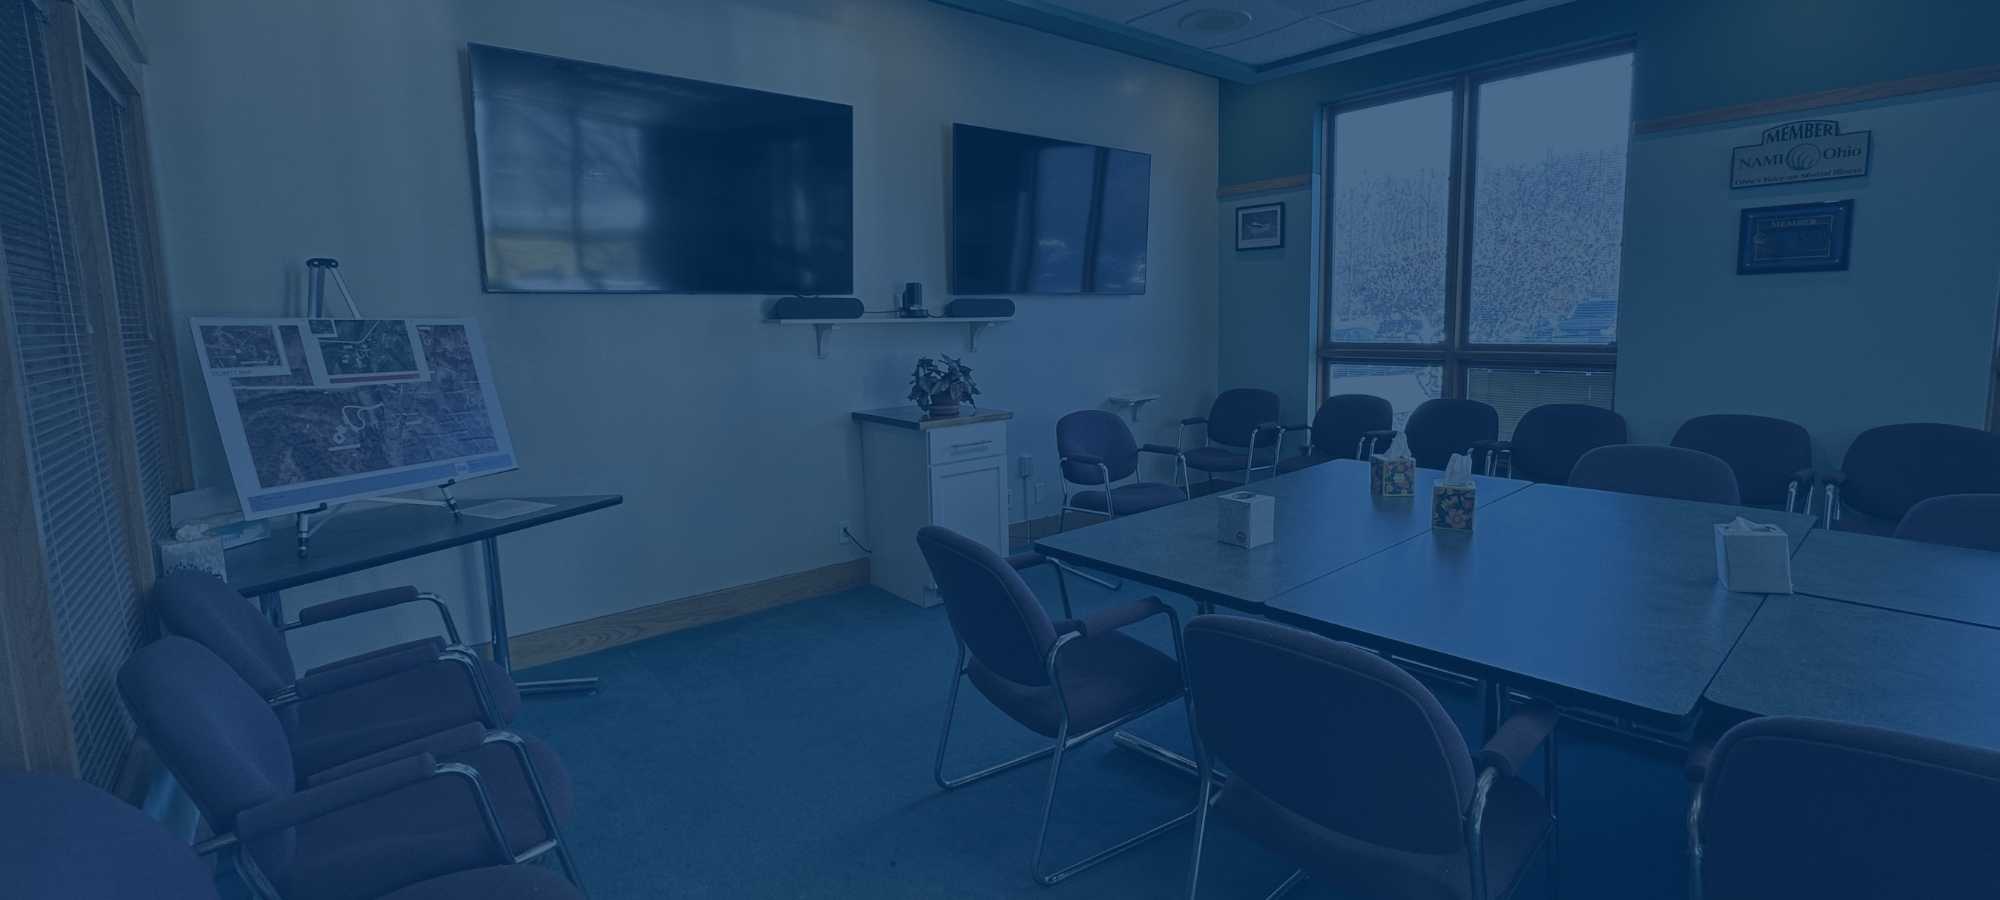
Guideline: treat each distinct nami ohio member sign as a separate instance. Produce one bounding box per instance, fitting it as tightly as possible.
[1731,119,1871,189]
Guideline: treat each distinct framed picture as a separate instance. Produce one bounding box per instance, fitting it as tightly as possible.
[1235,202,1284,250]
[1738,200,1853,275]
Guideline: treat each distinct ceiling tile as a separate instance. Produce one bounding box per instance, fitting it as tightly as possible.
[1042,0,1191,23]
[1317,0,1479,34]
[1126,0,1311,49]
[1210,17,1357,64]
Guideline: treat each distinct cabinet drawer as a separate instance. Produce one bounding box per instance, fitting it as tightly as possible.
[927,421,1005,465]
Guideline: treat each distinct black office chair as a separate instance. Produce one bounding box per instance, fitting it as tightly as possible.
[1688,715,2000,899]
[1893,493,2000,552]
[0,773,583,900]
[1671,414,1814,513]
[1477,404,1625,484]
[119,637,583,900]
[1279,394,1395,474]
[1180,388,1284,487]
[1569,445,1742,505]
[1057,409,1188,527]
[1404,399,1499,471]
[1183,615,1557,900]
[917,525,1198,886]
[152,571,520,776]
[1823,423,2000,533]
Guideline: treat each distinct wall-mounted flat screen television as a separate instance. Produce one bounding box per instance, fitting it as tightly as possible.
[467,45,853,294]
[950,124,1150,295]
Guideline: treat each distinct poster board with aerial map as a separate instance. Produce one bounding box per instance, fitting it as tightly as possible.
[191,317,517,519]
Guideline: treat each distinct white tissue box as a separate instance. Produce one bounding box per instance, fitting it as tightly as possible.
[1218,491,1275,548]
[1713,520,1792,593]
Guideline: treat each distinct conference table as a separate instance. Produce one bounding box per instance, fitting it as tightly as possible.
[1035,457,2000,751]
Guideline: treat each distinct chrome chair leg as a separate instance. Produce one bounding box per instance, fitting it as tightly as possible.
[1052,556,1121,592]
[1265,870,1308,900]
[1032,713,1198,885]
[1053,562,1074,619]
[935,646,1059,790]
[1185,760,1215,900]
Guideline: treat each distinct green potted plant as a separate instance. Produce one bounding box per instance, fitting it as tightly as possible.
[908,354,980,418]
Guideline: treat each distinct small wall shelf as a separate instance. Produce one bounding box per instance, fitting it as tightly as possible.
[1108,393,1162,422]
[772,316,1011,359]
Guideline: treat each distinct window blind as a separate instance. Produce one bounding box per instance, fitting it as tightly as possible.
[0,0,142,787]
[88,73,168,540]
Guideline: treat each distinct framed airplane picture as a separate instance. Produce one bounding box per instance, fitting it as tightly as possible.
[1235,202,1284,250]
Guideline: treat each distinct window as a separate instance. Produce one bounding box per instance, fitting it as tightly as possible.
[1321,48,1632,432]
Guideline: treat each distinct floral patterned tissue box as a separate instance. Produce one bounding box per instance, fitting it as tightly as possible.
[1432,482,1477,531]
[1370,454,1415,497]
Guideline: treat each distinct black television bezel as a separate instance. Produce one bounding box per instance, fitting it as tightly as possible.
[948,123,1152,297]
[463,43,856,295]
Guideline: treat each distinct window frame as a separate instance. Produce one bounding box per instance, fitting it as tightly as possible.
[1317,41,1635,405]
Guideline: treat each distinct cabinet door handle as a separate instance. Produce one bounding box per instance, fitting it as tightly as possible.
[949,440,993,452]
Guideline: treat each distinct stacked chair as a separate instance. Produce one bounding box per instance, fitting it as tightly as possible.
[1670,414,1814,513]
[120,573,586,899]
[1057,409,1189,528]
[1279,394,1395,474]
[1822,423,2000,534]
[1474,403,1626,484]
[1180,388,1285,488]
[0,772,579,899]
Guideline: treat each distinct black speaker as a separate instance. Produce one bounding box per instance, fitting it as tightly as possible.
[946,297,1015,318]
[768,296,863,320]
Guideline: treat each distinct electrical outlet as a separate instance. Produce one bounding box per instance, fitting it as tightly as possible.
[1034,481,1046,503]
[837,520,852,545]
[1016,454,1033,479]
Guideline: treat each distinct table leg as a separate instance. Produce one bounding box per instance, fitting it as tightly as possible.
[258,592,283,627]
[483,536,599,696]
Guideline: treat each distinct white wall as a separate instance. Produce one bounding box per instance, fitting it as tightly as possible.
[142,0,1218,664]
[1618,85,2000,463]
[1217,188,1316,423]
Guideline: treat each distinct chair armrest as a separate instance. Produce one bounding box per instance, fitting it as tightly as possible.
[1363,429,1398,442]
[1006,551,1049,572]
[292,587,461,645]
[1469,439,1511,453]
[1283,422,1309,433]
[238,753,439,839]
[1064,452,1105,466]
[1684,737,1717,785]
[1180,417,1208,426]
[1138,443,1182,457]
[1789,467,1816,485]
[1819,468,1847,486]
[1066,596,1169,638]
[1474,702,1557,778]
[294,641,441,699]
[306,722,489,786]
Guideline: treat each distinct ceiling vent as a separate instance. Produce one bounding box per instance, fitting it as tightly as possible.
[1178,8,1253,35]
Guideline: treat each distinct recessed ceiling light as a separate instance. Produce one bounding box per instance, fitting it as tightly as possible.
[1178,8,1253,35]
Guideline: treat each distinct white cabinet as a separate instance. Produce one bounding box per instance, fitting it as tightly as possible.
[855,407,1012,607]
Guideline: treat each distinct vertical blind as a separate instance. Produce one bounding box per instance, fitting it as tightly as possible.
[0,0,142,787]
[89,73,168,540]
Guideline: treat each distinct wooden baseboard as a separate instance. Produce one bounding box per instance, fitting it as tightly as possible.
[505,558,870,669]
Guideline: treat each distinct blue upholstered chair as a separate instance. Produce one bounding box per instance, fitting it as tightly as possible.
[1476,404,1626,484]
[1180,388,1284,487]
[1893,493,2000,552]
[1057,409,1188,527]
[1183,615,1557,900]
[1688,716,2000,899]
[1404,399,1499,471]
[153,571,520,776]
[917,525,1198,886]
[1824,423,2000,533]
[1569,444,1742,505]
[118,637,583,900]
[1671,414,1814,513]
[0,773,583,900]
[1278,394,1395,474]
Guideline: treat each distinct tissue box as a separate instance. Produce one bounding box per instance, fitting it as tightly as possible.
[1370,454,1415,497]
[1714,521,1792,593]
[1432,482,1477,531]
[1217,491,1275,548]
[156,535,227,580]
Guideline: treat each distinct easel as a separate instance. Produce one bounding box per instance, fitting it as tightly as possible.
[293,258,462,559]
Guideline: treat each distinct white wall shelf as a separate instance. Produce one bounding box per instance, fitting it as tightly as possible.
[771,316,1011,358]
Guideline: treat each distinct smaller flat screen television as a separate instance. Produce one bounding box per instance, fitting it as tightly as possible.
[950,124,1151,295]
[468,44,853,294]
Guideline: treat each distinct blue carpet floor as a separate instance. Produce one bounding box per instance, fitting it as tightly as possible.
[516,566,1695,899]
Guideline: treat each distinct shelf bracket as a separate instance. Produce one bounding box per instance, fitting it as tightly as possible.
[812,323,836,359]
[967,321,997,353]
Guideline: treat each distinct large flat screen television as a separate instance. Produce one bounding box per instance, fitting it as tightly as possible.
[950,124,1150,295]
[467,45,853,294]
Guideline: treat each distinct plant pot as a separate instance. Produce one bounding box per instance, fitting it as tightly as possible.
[925,392,961,418]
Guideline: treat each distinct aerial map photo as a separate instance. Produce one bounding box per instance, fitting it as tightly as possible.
[196,323,289,376]
[308,318,429,384]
